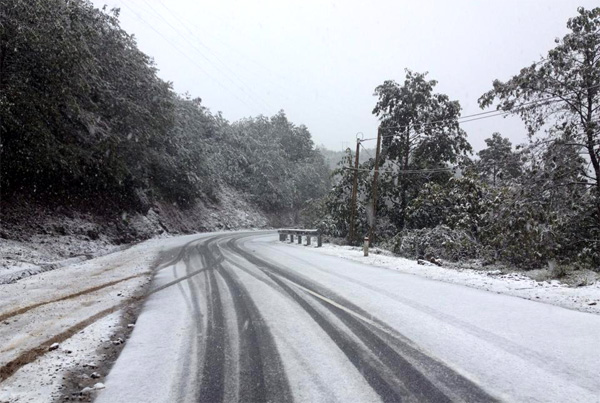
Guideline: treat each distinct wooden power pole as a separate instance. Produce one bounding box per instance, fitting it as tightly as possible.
[348,140,360,243]
[369,127,382,246]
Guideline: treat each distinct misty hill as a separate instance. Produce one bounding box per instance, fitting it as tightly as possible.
[318,146,377,170]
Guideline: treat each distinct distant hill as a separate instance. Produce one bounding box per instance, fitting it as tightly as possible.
[317,146,376,171]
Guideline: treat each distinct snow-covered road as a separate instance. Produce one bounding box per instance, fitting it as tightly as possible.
[96,232,600,403]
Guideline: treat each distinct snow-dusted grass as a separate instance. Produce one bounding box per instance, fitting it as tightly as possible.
[289,241,600,315]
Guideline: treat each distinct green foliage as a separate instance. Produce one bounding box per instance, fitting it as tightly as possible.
[315,9,600,272]
[0,2,329,220]
[373,70,471,166]
[372,70,472,229]
[406,176,493,238]
[212,111,330,214]
[1,0,175,209]
[384,226,480,261]
[477,133,522,186]
[317,146,375,170]
[315,150,370,239]
[478,5,600,268]
[479,7,600,230]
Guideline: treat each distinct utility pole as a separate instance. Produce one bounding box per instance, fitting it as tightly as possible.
[369,127,382,246]
[348,140,360,244]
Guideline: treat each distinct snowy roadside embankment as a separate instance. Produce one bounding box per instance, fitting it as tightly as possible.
[290,242,600,315]
[0,185,271,286]
[0,235,201,403]
[0,238,134,285]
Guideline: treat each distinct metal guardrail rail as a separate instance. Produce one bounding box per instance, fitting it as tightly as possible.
[277,229,322,247]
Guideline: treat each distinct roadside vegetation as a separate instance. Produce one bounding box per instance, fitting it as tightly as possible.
[0,0,330,232]
[314,7,600,274]
[1,1,598,276]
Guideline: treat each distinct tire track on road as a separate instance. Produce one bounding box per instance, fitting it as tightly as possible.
[0,272,150,323]
[203,239,292,403]
[198,264,226,401]
[0,303,125,382]
[258,242,600,395]
[226,234,497,403]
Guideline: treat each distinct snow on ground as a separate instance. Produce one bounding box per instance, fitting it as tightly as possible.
[287,241,600,315]
[0,234,201,403]
[0,184,270,286]
[0,311,121,403]
[0,237,132,285]
[94,258,204,403]
[4,230,597,402]
[0,231,257,403]
[252,235,600,402]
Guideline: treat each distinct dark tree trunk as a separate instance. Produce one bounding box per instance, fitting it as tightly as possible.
[583,57,600,228]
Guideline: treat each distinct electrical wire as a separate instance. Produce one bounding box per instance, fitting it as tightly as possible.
[144,0,274,112]
[348,128,599,179]
[117,1,262,114]
[362,84,600,142]
[359,142,375,160]
[154,0,292,86]
[342,166,453,174]
[148,0,357,122]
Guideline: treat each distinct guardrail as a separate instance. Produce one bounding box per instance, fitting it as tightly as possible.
[278,229,322,247]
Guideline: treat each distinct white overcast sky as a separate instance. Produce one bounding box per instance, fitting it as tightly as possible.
[91,0,597,152]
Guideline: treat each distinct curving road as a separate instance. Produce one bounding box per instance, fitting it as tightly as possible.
[96,231,600,403]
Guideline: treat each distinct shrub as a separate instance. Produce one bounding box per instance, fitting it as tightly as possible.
[384,225,481,261]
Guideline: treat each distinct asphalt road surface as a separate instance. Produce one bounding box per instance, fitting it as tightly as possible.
[96,231,600,402]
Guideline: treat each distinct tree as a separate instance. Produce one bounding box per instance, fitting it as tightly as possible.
[215,112,330,216]
[318,150,370,237]
[0,0,175,210]
[477,134,598,269]
[477,133,522,186]
[406,176,493,240]
[372,70,472,229]
[479,7,600,223]
[0,0,328,228]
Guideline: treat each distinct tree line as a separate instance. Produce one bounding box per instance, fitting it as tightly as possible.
[0,0,330,217]
[2,1,597,271]
[315,7,599,272]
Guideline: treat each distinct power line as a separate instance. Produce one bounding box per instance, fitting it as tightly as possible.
[145,0,274,112]
[363,84,600,142]
[358,132,455,174]
[347,130,599,179]
[117,1,261,114]
[122,0,370,123]
[153,1,358,122]
[154,0,294,93]
[342,166,453,174]
[359,142,374,159]
[138,0,271,111]
[364,98,557,141]
[149,0,356,123]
